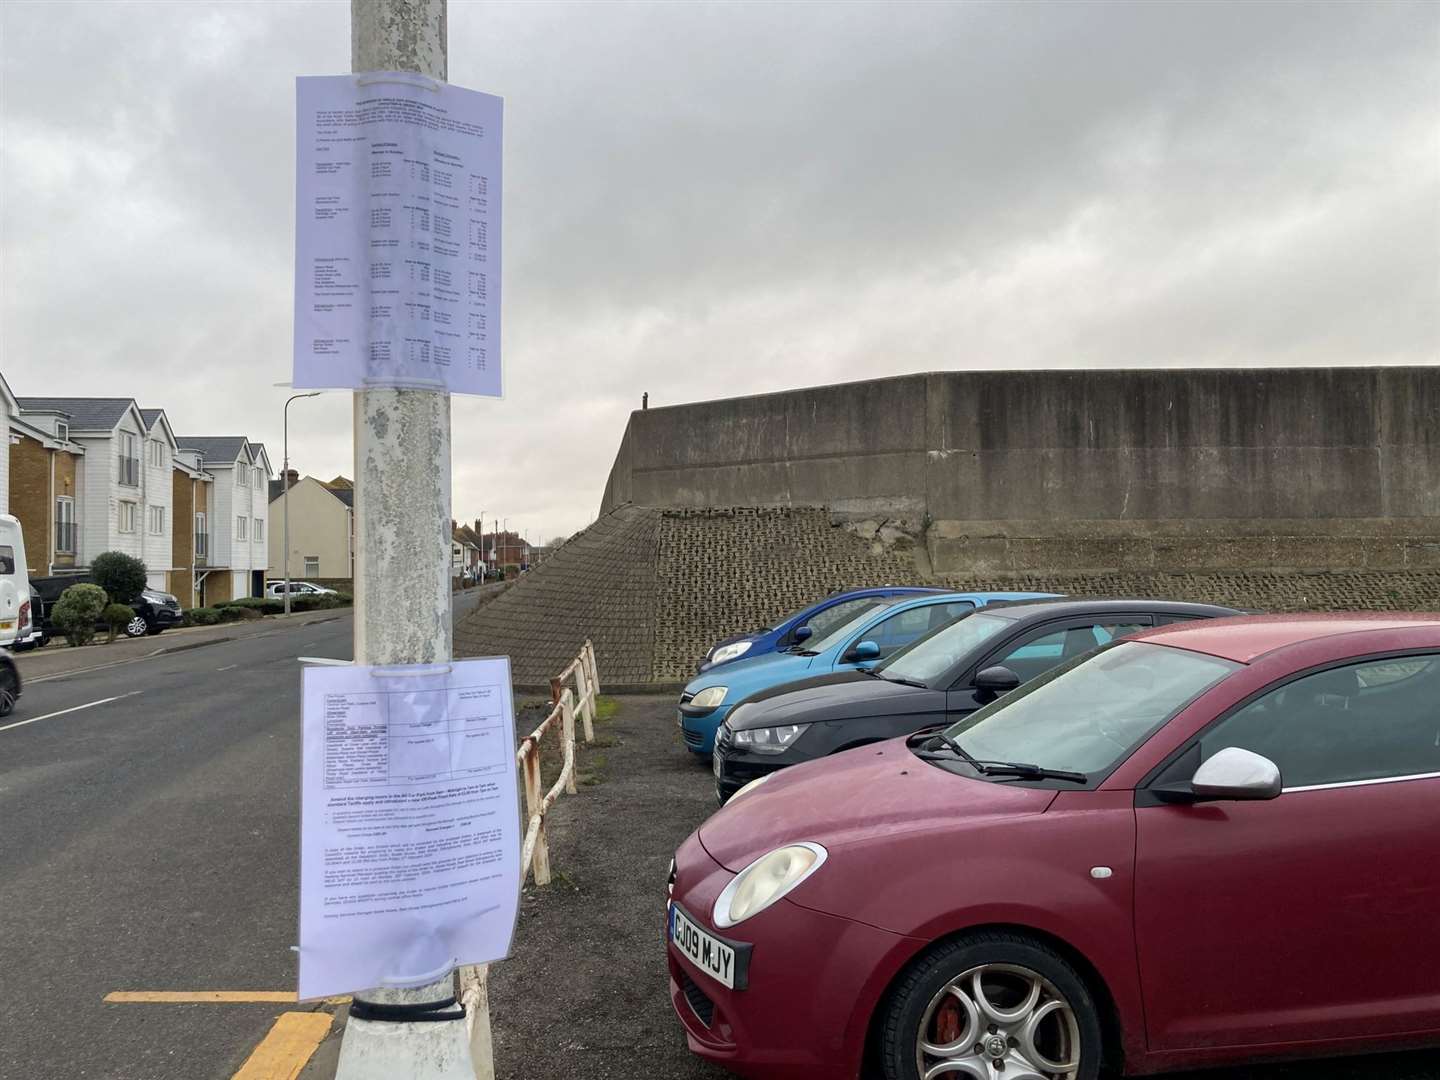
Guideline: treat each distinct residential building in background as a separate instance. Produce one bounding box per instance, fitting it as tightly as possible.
[16,397,175,589]
[138,409,178,591]
[175,437,272,601]
[480,529,532,571]
[267,472,354,581]
[170,447,214,605]
[6,383,87,575]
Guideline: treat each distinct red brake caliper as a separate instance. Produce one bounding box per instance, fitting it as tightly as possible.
[933,998,962,1048]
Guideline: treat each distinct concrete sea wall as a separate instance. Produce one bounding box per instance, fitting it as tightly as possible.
[600,367,1440,575]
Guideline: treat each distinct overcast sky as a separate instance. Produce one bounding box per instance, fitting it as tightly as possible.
[2,1,1436,543]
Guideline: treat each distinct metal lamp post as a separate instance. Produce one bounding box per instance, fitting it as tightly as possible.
[283,392,321,615]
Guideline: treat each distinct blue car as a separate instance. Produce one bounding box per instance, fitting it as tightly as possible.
[677,590,1058,754]
[696,586,947,673]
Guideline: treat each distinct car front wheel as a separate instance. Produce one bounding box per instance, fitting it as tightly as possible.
[0,664,18,716]
[124,615,150,638]
[879,931,1103,1080]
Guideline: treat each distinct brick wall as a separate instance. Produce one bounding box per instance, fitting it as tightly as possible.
[9,435,51,574]
[53,451,77,568]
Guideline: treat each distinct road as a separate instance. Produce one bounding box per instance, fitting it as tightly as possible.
[0,591,484,1080]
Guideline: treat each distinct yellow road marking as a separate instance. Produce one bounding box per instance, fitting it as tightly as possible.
[231,1012,333,1080]
[105,991,350,1005]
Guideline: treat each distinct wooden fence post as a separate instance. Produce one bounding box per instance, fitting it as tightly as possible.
[461,964,495,1080]
[523,749,551,885]
[560,690,577,795]
[585,639,601,698]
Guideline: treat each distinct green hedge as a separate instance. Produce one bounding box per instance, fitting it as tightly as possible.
[183,607,223,626]
[222,597,286,615]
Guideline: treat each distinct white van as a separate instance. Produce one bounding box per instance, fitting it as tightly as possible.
[0,515,33,649]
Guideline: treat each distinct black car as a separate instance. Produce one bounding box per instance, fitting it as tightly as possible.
[29,574,183,640]
[711,598,1242,802]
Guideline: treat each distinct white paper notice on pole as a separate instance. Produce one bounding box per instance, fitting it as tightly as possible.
[298,657,520,1001]
[293,73,501,396]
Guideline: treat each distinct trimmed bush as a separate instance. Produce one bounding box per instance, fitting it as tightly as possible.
[214,605,254,622]
[223,597,285,615]
[290,593,350,612]
[184,607,223,626]
[53,584,108,646]
[101,603,136,643]
[91,551,148,605]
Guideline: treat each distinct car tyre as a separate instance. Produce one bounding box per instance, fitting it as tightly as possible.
[124,615,150,638]
[878,931,1103,1080]
[0,664,18,716]
[146,624,164,636]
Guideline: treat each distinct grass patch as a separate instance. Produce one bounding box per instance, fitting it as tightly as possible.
[594,696,620,722]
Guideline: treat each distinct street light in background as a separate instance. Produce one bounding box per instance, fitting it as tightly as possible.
[283,391,322,614]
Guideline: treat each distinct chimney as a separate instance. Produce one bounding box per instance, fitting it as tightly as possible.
[285,469,300,484]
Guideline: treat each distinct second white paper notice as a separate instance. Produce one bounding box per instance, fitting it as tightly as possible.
[293,73,502,395]
[298,657,520,1000]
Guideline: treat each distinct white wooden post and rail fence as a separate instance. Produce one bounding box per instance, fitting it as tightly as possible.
[458,639,603,1077]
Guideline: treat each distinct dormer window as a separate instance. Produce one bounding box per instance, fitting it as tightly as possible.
[55,422,68,442]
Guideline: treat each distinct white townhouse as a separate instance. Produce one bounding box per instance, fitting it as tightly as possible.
[138,409,178,586]
[15,397,177,590]
[174,437,272,602]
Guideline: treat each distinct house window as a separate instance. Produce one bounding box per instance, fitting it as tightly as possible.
[118,501,137,533]
[236,515,248,541]
[236,466,248,489]
[55,422,68,442]
[118,433,139,486]
[304,556,320,578]
[254,518,264,541]
[253,466,262,488]
[55,497,76,554]
[195,512,208,557]
[147,439,165,468]
[147,506,165,535]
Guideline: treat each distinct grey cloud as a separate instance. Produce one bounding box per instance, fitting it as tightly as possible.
[2,0,1436,541]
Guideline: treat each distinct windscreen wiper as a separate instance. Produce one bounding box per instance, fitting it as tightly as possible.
[974,760,1089,784]
[917,732,988,773]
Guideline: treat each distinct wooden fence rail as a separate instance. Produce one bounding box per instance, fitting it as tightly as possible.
[459,639,601,1078]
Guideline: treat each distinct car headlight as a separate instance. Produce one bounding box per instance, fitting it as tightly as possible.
[710,641,753,665]
[689,686,727,710]
[713,842,828,928]
[731,723,810,755]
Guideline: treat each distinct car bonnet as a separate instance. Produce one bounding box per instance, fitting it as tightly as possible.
[726,672,938,730]
[698,738,1057,871]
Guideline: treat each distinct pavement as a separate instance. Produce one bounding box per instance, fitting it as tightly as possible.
[0,588,485,1080]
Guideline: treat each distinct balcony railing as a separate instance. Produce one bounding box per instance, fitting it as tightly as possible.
[54,520,76,555]
[119,456,139,487]
[195,532,209,561]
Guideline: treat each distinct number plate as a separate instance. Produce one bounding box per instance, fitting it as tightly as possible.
[669,903,736,989]
[712,750,724,780]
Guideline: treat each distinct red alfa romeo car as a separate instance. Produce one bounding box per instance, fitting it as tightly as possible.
[666,614,1440,1079]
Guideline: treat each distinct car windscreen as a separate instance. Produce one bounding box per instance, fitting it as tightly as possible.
[941,641,1239,776]
[877,613,1014,685]
[802,600,891,654]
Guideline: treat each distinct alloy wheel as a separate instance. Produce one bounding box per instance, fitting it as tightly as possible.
[125,615,148,637]
[915,963,1080,1080]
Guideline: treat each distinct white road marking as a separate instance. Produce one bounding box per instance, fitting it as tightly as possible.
[217,664,239,672]
[0,691,144,734]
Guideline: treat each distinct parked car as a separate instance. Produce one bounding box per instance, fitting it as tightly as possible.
[667,613,1440,1080]
[30,575,182,638]
[0,647,20,716]
[712,599,1240,801]
[696,586,949,674]
[678,591,1059,756]
[265,580,339,598]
